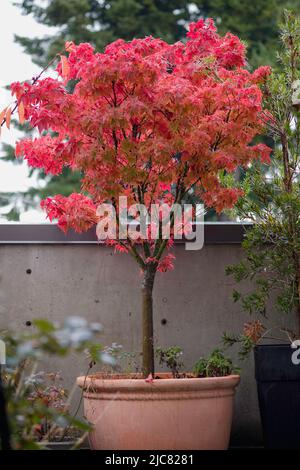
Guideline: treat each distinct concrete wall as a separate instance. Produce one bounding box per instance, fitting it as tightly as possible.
[0,234,275,445]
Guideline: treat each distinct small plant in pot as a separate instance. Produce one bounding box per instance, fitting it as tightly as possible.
[12,19,271,449]
[224,11,300,449]
[0,317,104,450]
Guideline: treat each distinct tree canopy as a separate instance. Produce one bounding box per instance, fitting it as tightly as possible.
[12,20,271,373]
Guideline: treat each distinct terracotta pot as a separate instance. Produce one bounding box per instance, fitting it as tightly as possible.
[77,373,240,450]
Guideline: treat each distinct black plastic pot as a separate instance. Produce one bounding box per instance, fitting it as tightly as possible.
[254,343,300,449]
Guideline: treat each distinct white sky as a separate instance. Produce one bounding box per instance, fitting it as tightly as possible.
[0,0,56,222]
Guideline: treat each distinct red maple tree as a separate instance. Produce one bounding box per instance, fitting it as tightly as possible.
[12,19,271,376]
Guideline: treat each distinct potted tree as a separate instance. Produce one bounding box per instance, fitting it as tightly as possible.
[224,11,300,449]
[12,19,270,449]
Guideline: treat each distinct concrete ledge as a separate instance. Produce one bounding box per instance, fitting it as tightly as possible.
[0,222,251,244]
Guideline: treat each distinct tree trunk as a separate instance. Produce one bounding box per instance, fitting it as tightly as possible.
[142,267,155,377]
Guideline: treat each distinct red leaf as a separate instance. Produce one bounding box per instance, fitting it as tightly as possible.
[18,101,25,125]
[65,41,75,53]
[0,107,7,123]
[5,107,12,129]
[60,55,70,80]
[145,374,154,383]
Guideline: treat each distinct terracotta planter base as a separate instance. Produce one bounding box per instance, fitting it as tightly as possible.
[77,373,240,450]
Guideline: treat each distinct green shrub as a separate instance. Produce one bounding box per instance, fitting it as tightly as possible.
[193,350,239,378]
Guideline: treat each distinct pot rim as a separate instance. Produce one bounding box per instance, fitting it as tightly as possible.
[254,342,294,349]
[77,373,240,392]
